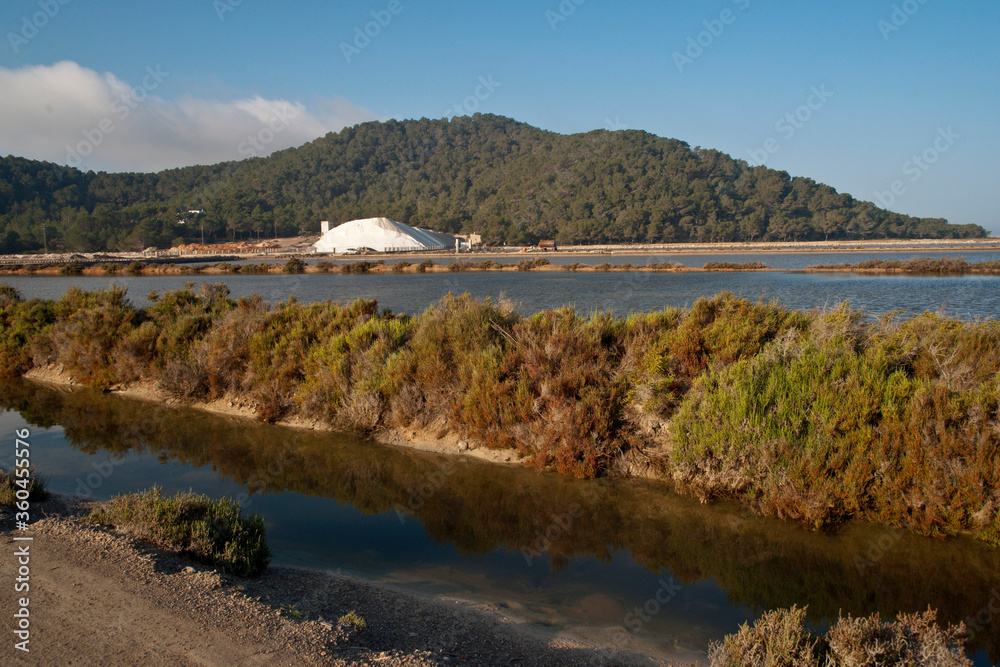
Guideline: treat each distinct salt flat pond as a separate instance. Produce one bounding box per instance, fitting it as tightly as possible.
[6,255,1000,319]
[2,380,998,664]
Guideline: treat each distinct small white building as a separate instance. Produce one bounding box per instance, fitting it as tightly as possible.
[314,217,456,253]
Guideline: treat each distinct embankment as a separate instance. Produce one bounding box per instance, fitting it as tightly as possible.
[2,282,1000,547]
[0,257,774,277]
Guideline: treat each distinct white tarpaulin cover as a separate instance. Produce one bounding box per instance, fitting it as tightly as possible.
[314,217,456,253]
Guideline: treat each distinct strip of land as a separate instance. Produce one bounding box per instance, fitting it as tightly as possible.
[3,286,999,551]
[1,235,999,272]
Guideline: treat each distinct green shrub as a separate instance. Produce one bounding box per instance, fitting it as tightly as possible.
[703,261,769,270]
[709,606,971,667]
[0,284,22,308]
[708,606,822,666]
[516,257,550,271]
[338,610,367,631]
[59,263,84,275]
[670,305,1000,536]
[240,263,272,274]
[283,258,306,274]
[341,261,380,274]
[89,486,271,576]
[33,287,139,389]
[0,468,49,506]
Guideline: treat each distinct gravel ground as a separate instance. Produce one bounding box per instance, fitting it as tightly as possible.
[1,495,685,666]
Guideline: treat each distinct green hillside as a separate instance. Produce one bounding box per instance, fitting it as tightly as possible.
[0,114,985,253]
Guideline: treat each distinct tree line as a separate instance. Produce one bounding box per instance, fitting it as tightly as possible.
[0,114,986,253]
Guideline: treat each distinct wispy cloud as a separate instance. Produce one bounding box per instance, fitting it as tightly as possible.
[0,61,378,172]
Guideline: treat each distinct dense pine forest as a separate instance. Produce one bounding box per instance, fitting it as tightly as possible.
[0,114,986,253]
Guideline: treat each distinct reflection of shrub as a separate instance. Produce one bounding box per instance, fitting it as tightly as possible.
[709,606,971,667]
[89,486,271,576]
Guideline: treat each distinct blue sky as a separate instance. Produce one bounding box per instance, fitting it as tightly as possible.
[1,0,997,232]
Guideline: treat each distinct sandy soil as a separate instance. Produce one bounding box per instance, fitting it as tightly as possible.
[22,367,536,468]
[1,495,688,666]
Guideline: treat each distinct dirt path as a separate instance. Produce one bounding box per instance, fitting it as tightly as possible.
[1,496,686,666]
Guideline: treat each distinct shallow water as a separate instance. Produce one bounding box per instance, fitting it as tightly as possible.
[2,380,998,664]
[6,263,1000,320]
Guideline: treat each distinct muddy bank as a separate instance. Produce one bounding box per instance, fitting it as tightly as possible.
[22,366,530,469]
[0,494,686,666]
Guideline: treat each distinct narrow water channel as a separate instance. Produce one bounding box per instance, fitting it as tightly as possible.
[2,379,997,665]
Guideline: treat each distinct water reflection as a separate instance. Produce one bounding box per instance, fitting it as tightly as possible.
[1,378,998,663]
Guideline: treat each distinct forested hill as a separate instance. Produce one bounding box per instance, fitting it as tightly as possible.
[0,114,986,252]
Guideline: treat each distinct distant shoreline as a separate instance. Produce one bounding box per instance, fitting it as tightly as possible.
[1,236,999,270]
[4,238,1000,278]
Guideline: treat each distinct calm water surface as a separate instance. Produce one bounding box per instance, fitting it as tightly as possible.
[1,381,998,664]
[5,266,1000,320]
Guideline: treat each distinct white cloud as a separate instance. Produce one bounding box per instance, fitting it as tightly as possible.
[0,61,378,172]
